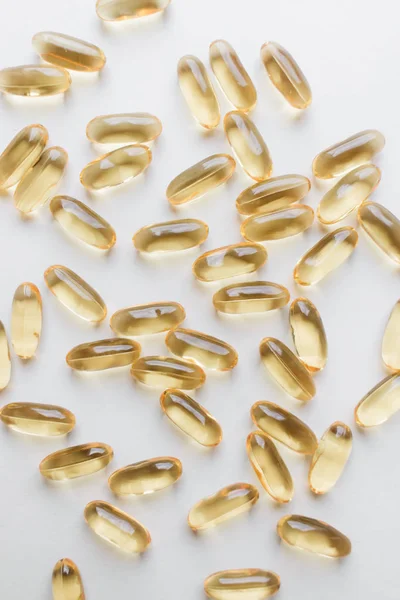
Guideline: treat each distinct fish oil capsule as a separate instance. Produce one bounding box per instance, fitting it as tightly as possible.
[209,40,257,111]
[133,219,208,253]
[293,227,358,286]
[204,569,280,600]
[108,457,182,495]
[259,337,316,401]
[246,430,294,503]
[355,373,400,427]
[50,196,116,250]
[213,281,289,314]
[236,175,311,217]
[224,111,272,181]
[309,422,352,495]
[32,32,106,72]
[166,154,235,206]
[251,401,317,454]
[289,297,327,372]
[66,338,141,371]
[165,328,238,371]
[160,389,222,446]
[44,265,106,322]
[178,55,220,129]
[40,442,113,480]
[110,302,185,336]
[0,322,10,390]
[131,356,205,390]
[241,205,314,242]
[0,124,48,189]
[86,113,162,144]
[0,65,71,97]
[193,243,267,282]
[382,300,400,370]
[313,129,385,179]
[11,283,42,359]
[52,558,85,600]
[277,514,351,558]
[96,0,170,21]
[358,201,400,264]
[0,402,75,436]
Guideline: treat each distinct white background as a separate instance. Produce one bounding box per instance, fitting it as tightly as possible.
[0,0,398,598]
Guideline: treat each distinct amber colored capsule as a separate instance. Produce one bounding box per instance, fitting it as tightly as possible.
[0,65,71,97]
[0,124,48,189]
[193,243,267,282]
[96,0,170,21]
[289,297,327,373]
[0,322,10,390]
[52,558,85,600]
[32,32,106,72]
[204,569,280,600]
[110,302,185,336]
[0,402,75,436]
[277,514,351,558]
[382,300,400,370]
[213,281,289,315]
[44,265,107,322]
[160,389,222,447]
[293,227,358,286]
[178,55,220,129]
[40,442,113,480]
[86,113,162,144]
[309,422,352,495]
[236,175,311,217]
[133,219,208,253]
[66,338,141,371]
[358,201,400,264]
[241,205,314,242]
[11,283,42,359]
[165,328,238,371]
[131,356,205,390]
[108,457,182,495]
[355,373,400,427]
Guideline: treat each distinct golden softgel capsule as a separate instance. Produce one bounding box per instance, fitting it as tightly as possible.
[277,515,351,558]
[241,205,314,242]
[32,32,106,72]
[294,227,358,286]
[358,201,400,264]
[289,297,327,373]
[204,569,280,600]
[131,356,205,389]
[188,482,259,531]
[165,328,238,371]
[133,219,208,253]
[0,124,48,189]
[0,402,75,436]
[66,338,140,371]
[96,0,170,21]
[0,322,10,391]
[108,457,182,495]
[40,442,113,480]
[224,111,272,181]
[213,281,289,314]
[259,337,316,401]
[0,65,71,97]
[160,389,222,446]
[209,40,257,112]
[193,243,267,282]
[52,558,85,600]
[166,154,235,206]
[382,300,400,370]
[178,55,220,129]
[110,302,185,336]
[11,283,42,359]
[86,113,162,144]
[309,422,352,495]
[355,373,400,427]
[312,129,385,179]
[236,174,311,216]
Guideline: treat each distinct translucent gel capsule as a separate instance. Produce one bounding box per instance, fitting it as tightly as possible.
[44,265,107,322]
[312,129,385,179]
[246,430,294,503]
[236,175,311,217]
[0,124,48,189]
[166,154,235,206]
[178,55,220,129]
[193,243,267,282]
[204,569,280,600]
[289,297,327,373]
[293,227,358,286]
[14,147,68,214]
[66,338,141,371]
[131,356,205,390]
[110,302,185,336]
[355,373,400,427]
[277,515,351,558]
[213,281,289,315]
[241,205,314,242]
[133,219,208,253]
[209,40,257,112]
[309,422,352,495]
[0,402,75,436]
[96,0,170,21]
[0,322,10,390]
[32,32,106,72]
[382,300,400,370]
[160,389,222,447]
[108,457,182,495]
[11,283,42,359]
[40,442,113,480]
[80,144,151,191]
[259,337,316,401]
[0,65,71,97]
[224,111,272,181]
[86,113,162,144]
[358,201,400,264]
[52,558,85,600]
[165,328,238,371]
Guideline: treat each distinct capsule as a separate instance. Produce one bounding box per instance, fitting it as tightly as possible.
[309,422,352,495]
[96,0,170,21]
[0,322,10,390]
[236,174,311,216]
[224,111,272,181]
[358,201,400,264]
[209,40,257,112]
[277,515,351,558]
[0,65,71,97]
[193,243,267,282]
[178,55,220,129]
[246,430,294,503]
[204,569,280,600]
[355,373,400,427]
[44,265,107,322]
[259,337,316,401]
[40,442,113,480]
[86,113,162,144]
[0,402,75,436]
[213,281,290,314]
[251,401,317,454]
[11,283,42,359]
[293,227,358,286]
[165,328,238,371]
[14,147,68,214]
[131,356,205,390]
[80,144,151,191]
[66,338,141,371]
[110,302,185,336]
[382,300,400,370]
[289,297,327,373]
[108,457,182,495]
[160,389,222,447]
[166,154,235,206]
[52,558,85,600]
[0,124,48,189]
[241,205,314,242]
[133,219,208,253]
[312,129,385,179]
[32,32,106,72]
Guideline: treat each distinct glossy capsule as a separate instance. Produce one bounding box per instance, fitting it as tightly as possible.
[178,55,220,129]
[312,129,385,179]
[355,373,400,427]
[86,113,162,144]
[133,219,208,253]
[241,205,314,242]
[40,442,113,480]
[96,0,170,21]
[213,281,290,314]
[277,515,351,558]
[382,300,400,370]
[193,243,267,282]
[108,457,182,495]
[110,302,185,336]
[0,322,10,390]
[165,328,238,371]
[0,65,71,97]
[0,402,75,436]
[166,154,235,206]
[131,356,205,389]
[52,558,85,600]
[204,569,280,600]
[236,174,311,216]
[32,32,106,72]
[11,283,42,359]
[0,124,48,189]
[293,227,358,286]
[358,201,400,264]
[289,297,327,372]
[259,338,316,401]
[309,422,352,495]
[66,338,141,371]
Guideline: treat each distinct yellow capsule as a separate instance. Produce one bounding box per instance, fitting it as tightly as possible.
[52,558,85,600]
[209,40,257,112]
[355,373,400,427]
[110,302,185,336]
[66,338,141,371]
[108,457,182,495]
[259,337,316,401]
[131,355,205,390]
[246,430,294,503]
[193,243,267,282]
[44,265,107,322]
[213,281,290,315]
[165,328,238,371]
[160,389,222,447]
[309,422,352,495]
[178,55,220,129]
[241,205,314,242]
[133,219,208,253]
[382,300,400,370]
[236,174,311,217]
[289,297,328,373]
[32,32,106,72]
[96,0,170,21]
[224,111,272,181]
[293,227,358,286]
[277,514,351,558]
[0,124,48,189]
[313,129,385,179]
[40,442,113,480]
[86,113,162,144]
[0,322,10,390]
[250,401,317,455]
[204,569,280,600]
[0,402,75,436]
[0,65,71,97]
[11,283,42,359]
[358,201,400,264]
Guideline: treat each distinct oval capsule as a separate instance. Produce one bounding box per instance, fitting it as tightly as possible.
[213,281,290,314]
[0,322,10,391]
[110,302,185,336]
[52,558,85,600]
[66,338,141,371]
[204,569,280,600]
[241,205,314,242]
[382,299,400,370]
[0,402,75,436]
[309,422,352,495]
[133,219,208,253]
[358,201,400,264]
[178,55,220,129]
[11,283,42,359]
[86,113,162,144]
[277,515,351,558]
[0,64,71,97]
[32,31,106,72]
[193,243,267,282]
[236,174,311,216]
[0,124,48,189]
[289,297,328,373]
[355,373,400,427]
[40,442,113,480]
[109,457,182,495]
[131,356,206,390]
[165,328,238,371]
[96,0,170,21]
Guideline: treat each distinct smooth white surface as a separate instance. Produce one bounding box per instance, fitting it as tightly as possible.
[0,1,398,598]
